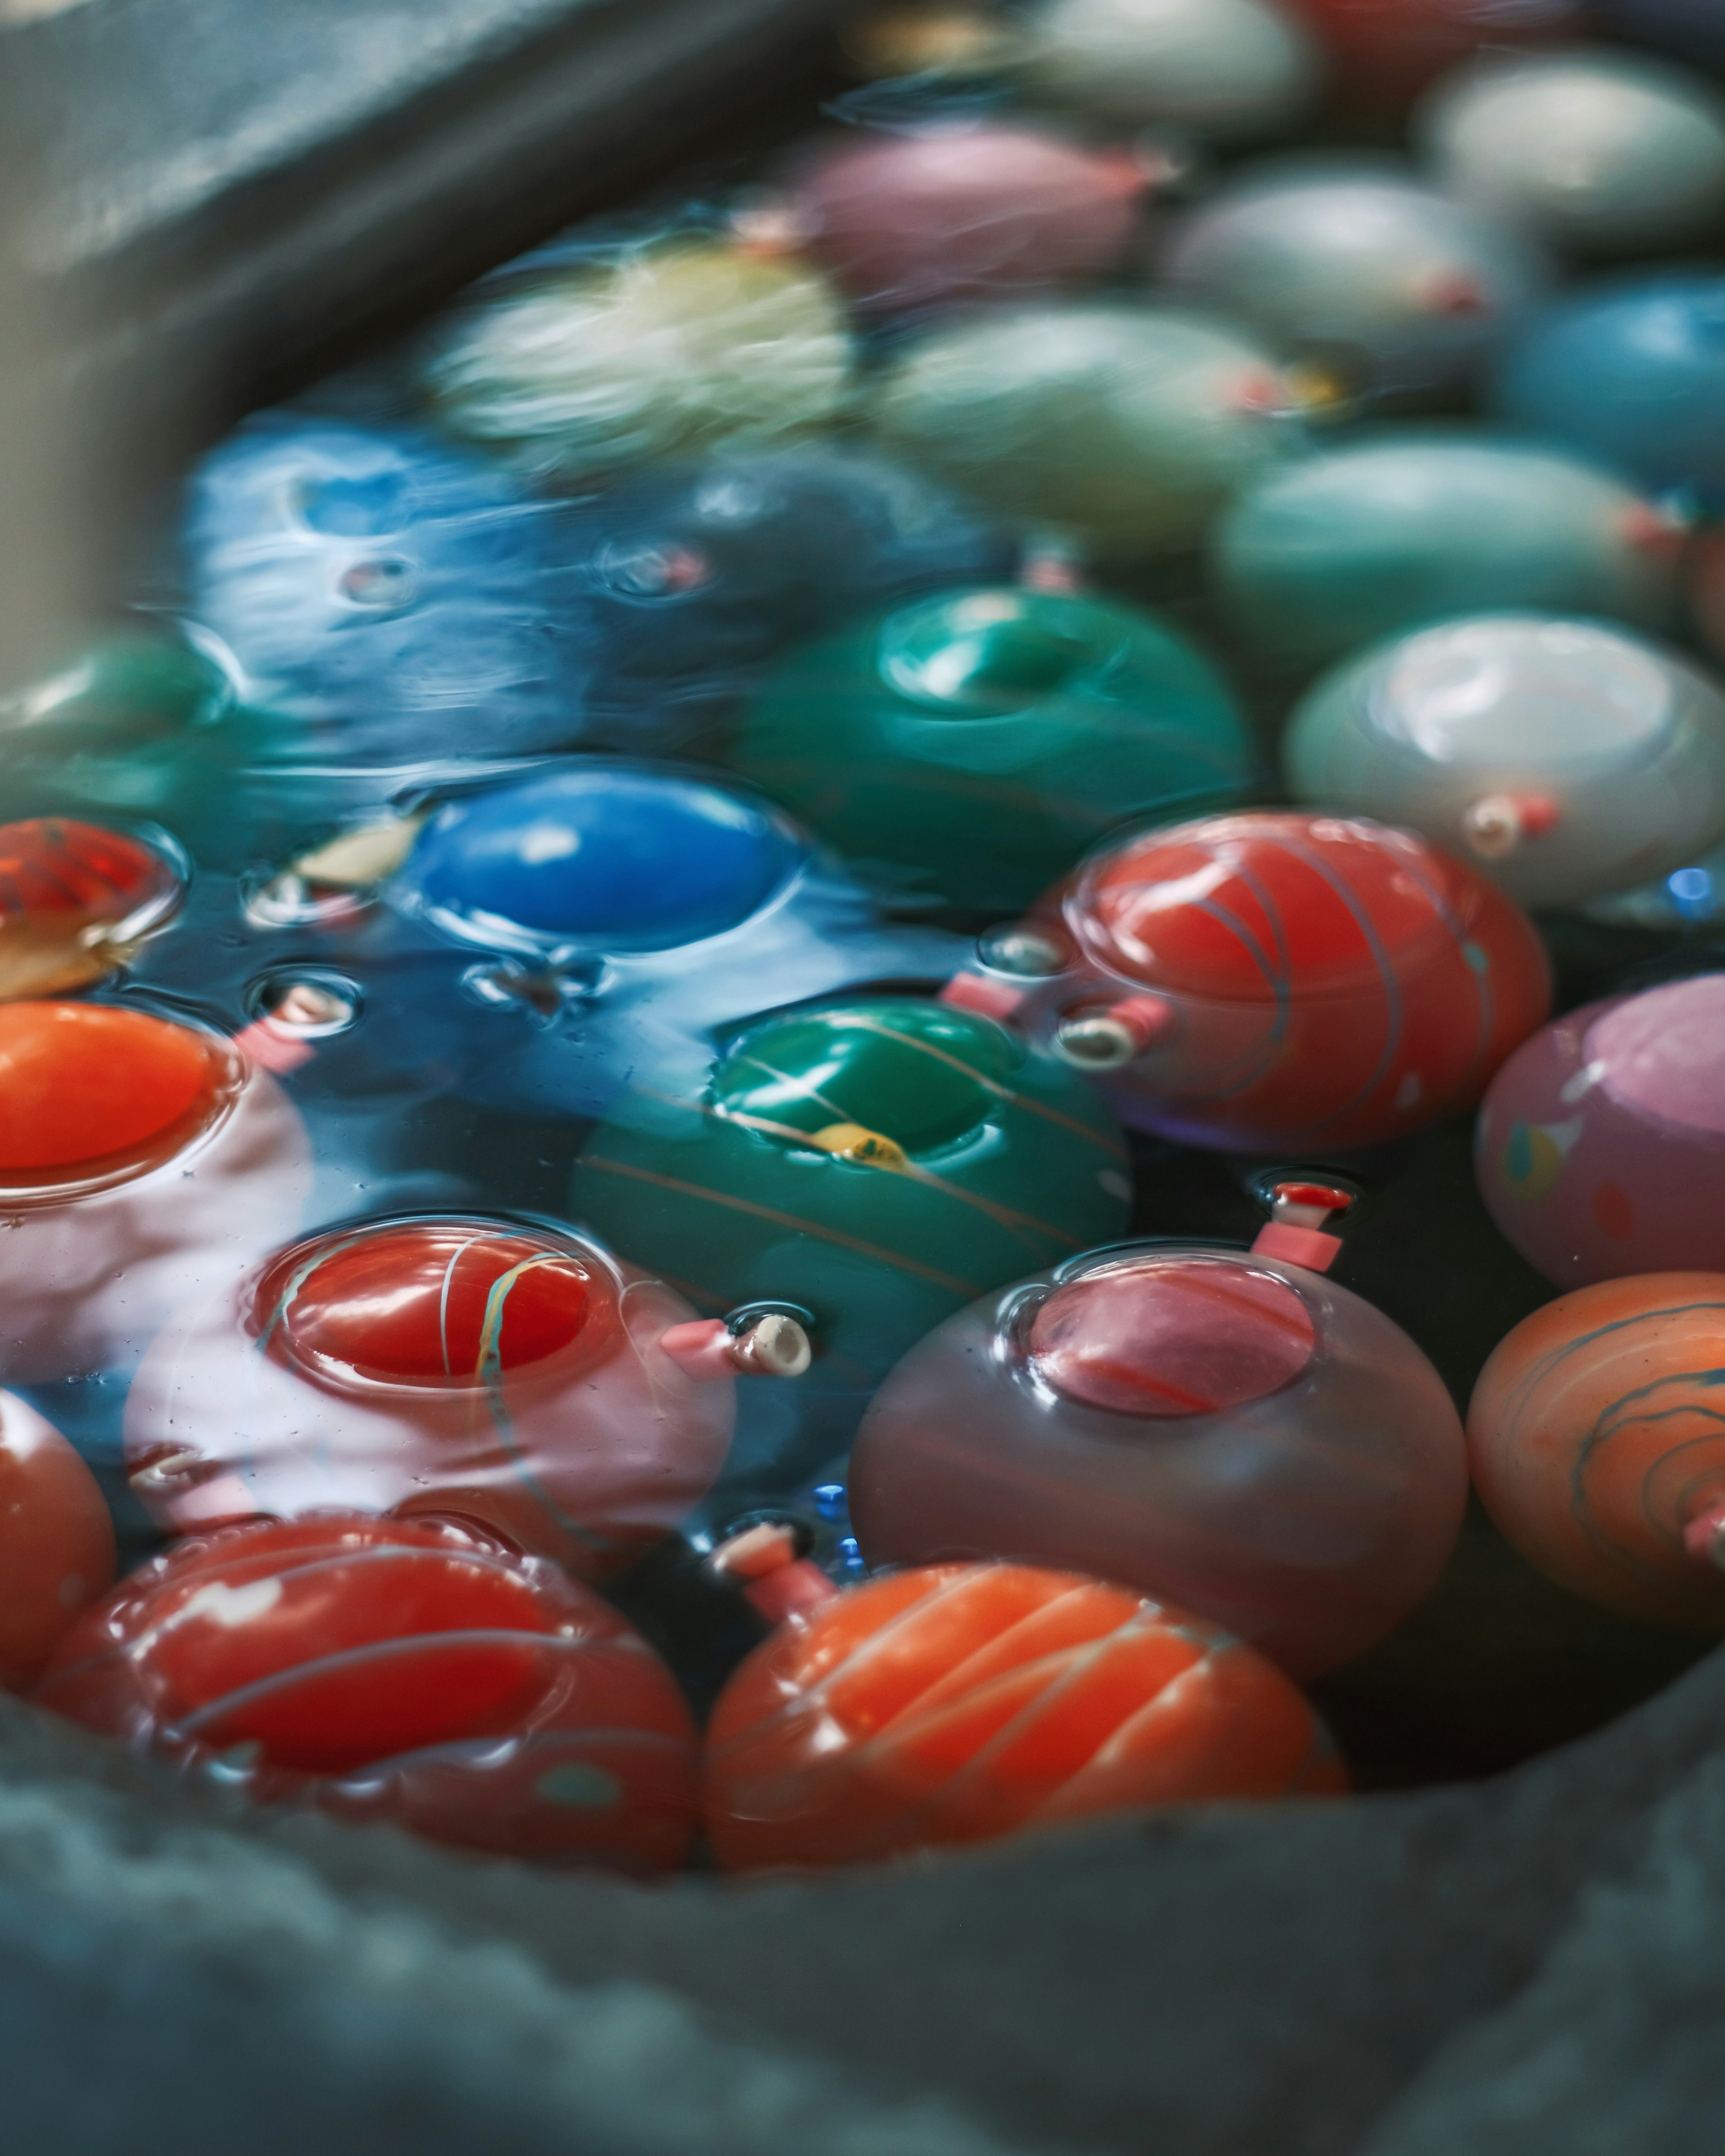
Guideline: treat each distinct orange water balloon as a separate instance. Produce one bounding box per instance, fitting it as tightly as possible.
[0,1391,114,1691]
[704,1560,1346,1872]
[1469,1272,1725,1628]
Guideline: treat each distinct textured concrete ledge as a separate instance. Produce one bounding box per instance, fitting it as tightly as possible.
[0,0,856,561]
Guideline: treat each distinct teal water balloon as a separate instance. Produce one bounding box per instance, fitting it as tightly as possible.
[1212,432,1683,669]
[730,584,1256,911]
[872,305,1304,562]
[569,995,1131,1509]
[1493,274,1725,503]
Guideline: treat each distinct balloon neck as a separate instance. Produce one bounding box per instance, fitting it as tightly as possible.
[1462,793,1561,860]
[1683,1502,1725,1570]
[1052,995,1174,1072]
[659,1313,813,1382]
[1250,1178,1358,1276]
[710,1521,840,1625]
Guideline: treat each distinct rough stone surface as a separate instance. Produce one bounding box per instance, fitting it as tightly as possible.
[0,1707,1032,2156]
[1365,1753,1725,2155]
[5,1635,1725,2156]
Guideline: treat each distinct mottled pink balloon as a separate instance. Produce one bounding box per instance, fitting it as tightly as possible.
[789,124,1150,313]
[1478,973,1725,1288]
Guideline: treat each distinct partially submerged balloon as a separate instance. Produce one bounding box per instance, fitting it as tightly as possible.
[1020,0,1325,142]
[1164,165,1550,403]
[1284,616,1725,910]
[122,1214,805,1577]
[38,1515,699,1869]
[1213,434,1684,669]
[850,1194,1468,1677]
[944,809,1552,1151]
[0,1392,114,1692]
[731,583,1256,911]
[703,1536,1346,1871]
[1494,274,1725,502]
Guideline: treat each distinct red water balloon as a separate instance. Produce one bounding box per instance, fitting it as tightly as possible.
[37,1515,699,1869]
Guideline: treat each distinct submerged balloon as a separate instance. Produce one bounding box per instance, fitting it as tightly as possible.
[185,413,594,762]
[873,305,1302,559]
[424,236,854,486]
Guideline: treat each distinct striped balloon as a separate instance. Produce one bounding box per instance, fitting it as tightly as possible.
[36,1515,698,1870]
[703,1562,1345,1871]
[1053,810,1550,1149]
[1469,1273,1725,1627]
